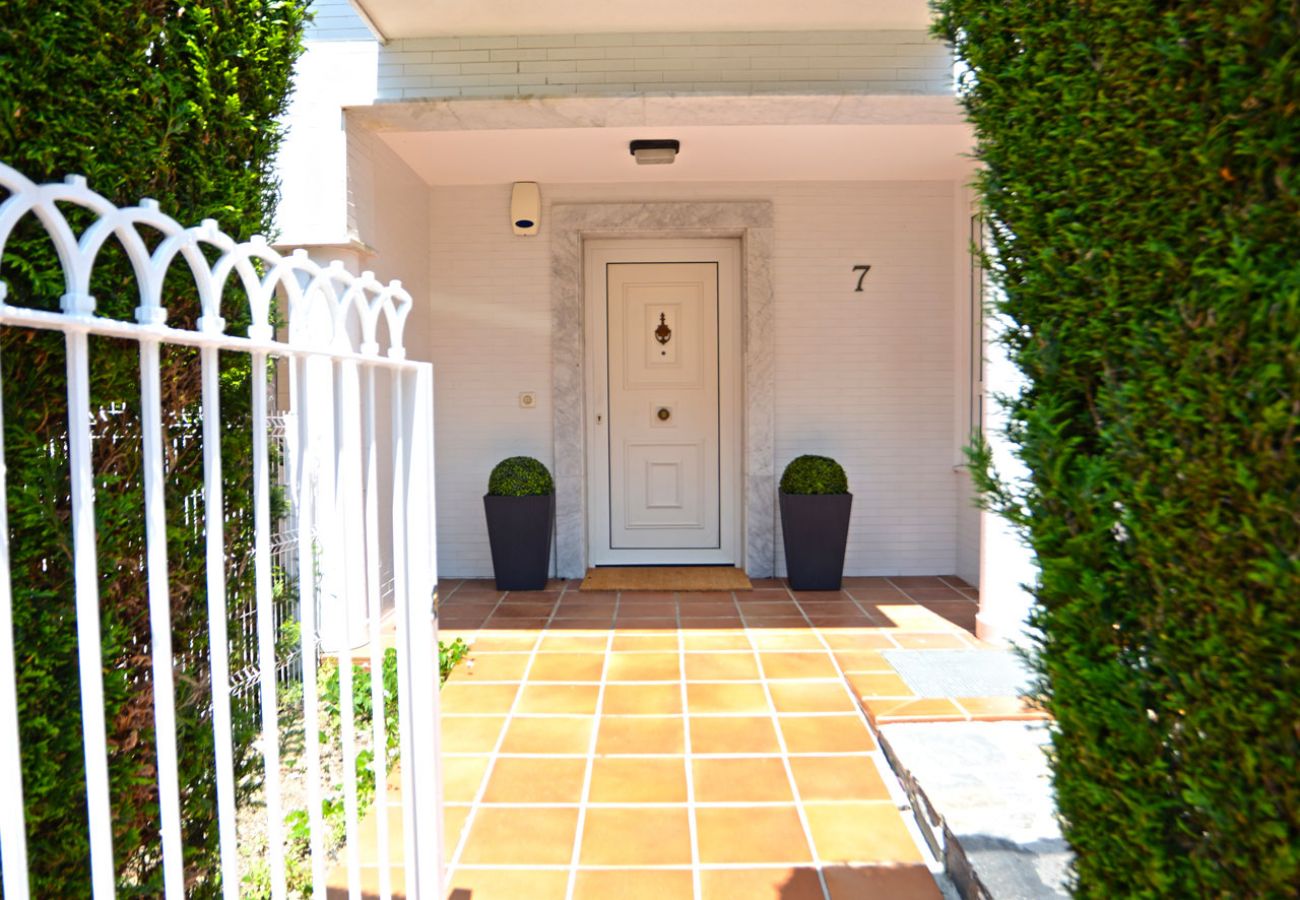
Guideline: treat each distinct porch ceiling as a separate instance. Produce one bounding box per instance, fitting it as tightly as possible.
[350,0,935,40]
[373,121,975,185]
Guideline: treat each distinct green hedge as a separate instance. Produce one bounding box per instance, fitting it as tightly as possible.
[935,1,1300,895]
[0,2,305,895]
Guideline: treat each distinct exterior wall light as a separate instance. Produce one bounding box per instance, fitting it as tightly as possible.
[630,139,680,165]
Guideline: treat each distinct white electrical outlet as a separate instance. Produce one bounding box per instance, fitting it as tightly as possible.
[519,391,537,409]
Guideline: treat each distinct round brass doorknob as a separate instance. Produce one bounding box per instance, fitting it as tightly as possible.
[657,407,671,421]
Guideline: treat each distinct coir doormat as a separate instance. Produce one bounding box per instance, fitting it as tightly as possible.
[580,566,752,592]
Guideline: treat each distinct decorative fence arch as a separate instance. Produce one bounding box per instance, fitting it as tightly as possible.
[0,163,441,900]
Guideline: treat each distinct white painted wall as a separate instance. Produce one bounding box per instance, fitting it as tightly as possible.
[420,180,963,577]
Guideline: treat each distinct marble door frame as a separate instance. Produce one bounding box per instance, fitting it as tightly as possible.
[550,201,776,578]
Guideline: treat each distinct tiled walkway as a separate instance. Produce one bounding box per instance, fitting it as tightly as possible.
[418,575,1019,900]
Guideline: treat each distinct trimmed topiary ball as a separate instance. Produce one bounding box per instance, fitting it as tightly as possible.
[488,456,555,496]
[780,455,848,495]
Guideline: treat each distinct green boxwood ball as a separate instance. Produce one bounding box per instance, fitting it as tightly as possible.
[780,454,848,495]
[488,456,555,496]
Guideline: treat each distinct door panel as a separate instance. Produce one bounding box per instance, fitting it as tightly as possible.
[607,262,719,549]
[585,239,741,568]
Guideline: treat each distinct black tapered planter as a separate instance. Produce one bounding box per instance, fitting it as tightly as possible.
[779,491,852,591]
[483,493,555,591]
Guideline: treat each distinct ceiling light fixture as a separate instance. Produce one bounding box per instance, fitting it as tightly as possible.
[630,139,680,165]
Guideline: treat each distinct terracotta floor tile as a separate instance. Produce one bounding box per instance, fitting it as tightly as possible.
[687,682,771,714]
[845,672,915,699]
[606,652,682,681]
[490,601,556,619]
[527,652,606,682]
[743,615,812,628]
[733,589,793,602]
[553,617,624,631]
[579,807,693,865]
[699,867,825,900]
[832,650,893,673]
[806,613,876,629]
[864,697,966,724]
[678,590,736,602]
[692,757,793,802]
[588,756,688,803]
[906,586,971,603]
[618,590,677,601]
[803,802,923,863]
[602,683,683,715]
[689,715,782,754]
[678,600,739,616]
[325,863,407,898]
[615,615,678,628]
[611,632,680,651]
[537,634,608,652]
[618,600,679,617]
[779,715,876,753]
[516,684,601,715]
[684,652,761,681]
[747,630,826,650]
[501,590,561,603]
[696,806,812,863]
[446,868,570,900]
[769,681,857,713]
[499,715,594,754]
[596,715,686,754]
[820,631,897,650]
[446,653,530,683]
[443,805,469,858]
[458,807,579,865]
[440,715,506,753]
[741,600,801,615]
[759,651,841,680]
[481,757,588,803]
[889,576,950,589]
[442,756,491,802]
[439,683,520,714]
[824,864,943,899]
[572,869,695,900]
[682,615,745,628]
[354,803,403,865]
[684,631,753,651]
[892,632,971,650]
[789,756,891,801]
[955,696,1048,721]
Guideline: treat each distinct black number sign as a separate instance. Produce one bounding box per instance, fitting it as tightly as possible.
[853,265,872,292]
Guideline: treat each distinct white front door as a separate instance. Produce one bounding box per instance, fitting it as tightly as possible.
[585,240,742,566]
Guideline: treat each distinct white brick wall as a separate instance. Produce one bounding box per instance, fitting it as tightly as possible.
[378,31,952,100]
[419,180,964,577]
[305,0,375,42]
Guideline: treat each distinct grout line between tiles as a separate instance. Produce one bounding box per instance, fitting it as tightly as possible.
[563,589,618,900]
[676,591,703,900]
[443,584,558,887]
[740,587,832,900]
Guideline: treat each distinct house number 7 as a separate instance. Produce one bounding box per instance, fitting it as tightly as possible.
[853,265,872,292]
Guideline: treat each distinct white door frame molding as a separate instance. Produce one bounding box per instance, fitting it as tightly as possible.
[585,241,742,565]
[550,201,776,578]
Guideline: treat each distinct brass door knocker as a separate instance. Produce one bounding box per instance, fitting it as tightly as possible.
[654,313,672,345]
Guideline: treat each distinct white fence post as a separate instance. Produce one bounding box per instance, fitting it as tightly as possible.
[0,162,437,899]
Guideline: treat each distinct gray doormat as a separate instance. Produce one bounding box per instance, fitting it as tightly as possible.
[883,649,1033,698]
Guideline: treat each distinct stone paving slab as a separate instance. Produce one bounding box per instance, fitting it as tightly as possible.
[877,721,1073,900]
[882,650,1033,699]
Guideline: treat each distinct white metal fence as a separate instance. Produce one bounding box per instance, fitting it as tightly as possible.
[0,162,441,899]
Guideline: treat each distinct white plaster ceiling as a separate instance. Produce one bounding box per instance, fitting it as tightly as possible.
[351,0,936,40]
[376,123,975,186]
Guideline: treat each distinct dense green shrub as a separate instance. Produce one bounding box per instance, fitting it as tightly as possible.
[779,455,848,495]
[487,456,554,496]
[0,1,305,895]
[935,1,1300,895]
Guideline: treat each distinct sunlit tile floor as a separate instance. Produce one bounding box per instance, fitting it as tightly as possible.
[330,575,1045,899]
